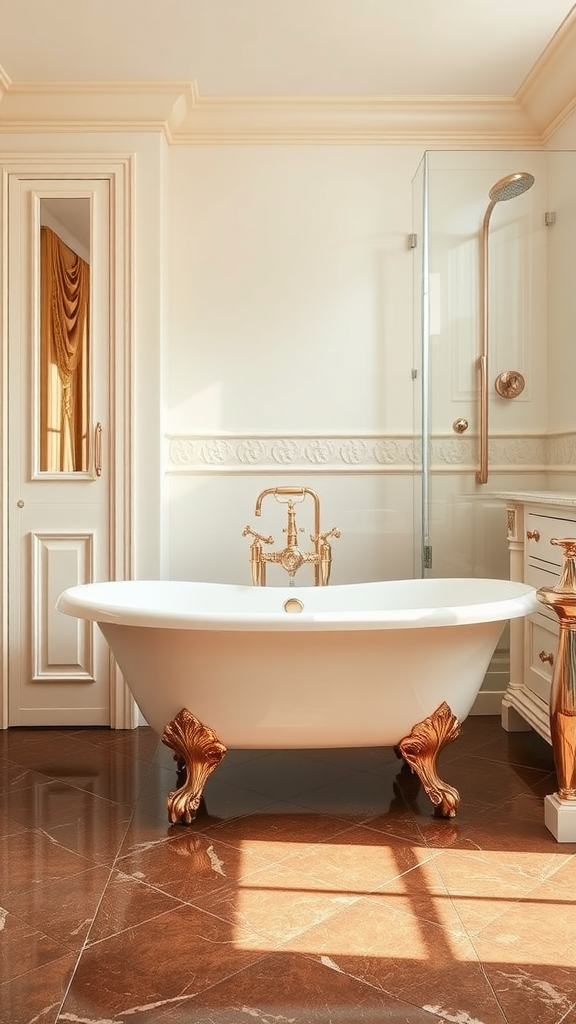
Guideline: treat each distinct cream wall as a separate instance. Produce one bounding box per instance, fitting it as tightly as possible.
[166,144,423,585]
[167,146,419,434]
[165,143,567,590]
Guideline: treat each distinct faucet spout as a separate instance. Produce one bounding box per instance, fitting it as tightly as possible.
[254,487,280,517]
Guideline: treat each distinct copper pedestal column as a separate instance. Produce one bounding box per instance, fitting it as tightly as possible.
[537,538,576,842]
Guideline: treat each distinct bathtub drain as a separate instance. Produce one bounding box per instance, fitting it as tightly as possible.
[283,598,304,614]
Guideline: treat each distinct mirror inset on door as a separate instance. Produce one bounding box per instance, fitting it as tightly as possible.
[39,197,91,473]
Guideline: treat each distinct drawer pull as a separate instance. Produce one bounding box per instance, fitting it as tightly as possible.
[527,529,540,542]
[539,650,554,665]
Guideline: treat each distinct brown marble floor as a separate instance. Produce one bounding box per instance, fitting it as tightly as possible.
[1,716,575,1024]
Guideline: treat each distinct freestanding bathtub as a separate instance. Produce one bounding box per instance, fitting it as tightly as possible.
[56,577,538,823]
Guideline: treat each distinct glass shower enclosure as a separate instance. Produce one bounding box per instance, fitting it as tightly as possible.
[413,149,576,583]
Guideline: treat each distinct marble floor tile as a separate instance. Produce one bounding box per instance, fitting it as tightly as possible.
[0,828,98,892]
[0,907,70,983]
[1,717,575,1024]
[59,903,270,1020]
[0,951,78,1024]
[1,864,114,951]
[160,949,453,1024]
[86,869,187,943]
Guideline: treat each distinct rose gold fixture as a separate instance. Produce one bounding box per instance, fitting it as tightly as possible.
[537,538,576,801]
[94,422,103,477]
[494,370,525,399]
[243,486,340,586]
[162,701,465,824]
[162,708,227,824]
[453,418,468,433]
[395,701,461,817]
[476,171,535,484]
[507,508,516,537]
[527,529,540,542]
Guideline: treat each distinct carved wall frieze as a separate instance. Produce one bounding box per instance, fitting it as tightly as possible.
[546,433,576,468]
[167,431,576,474]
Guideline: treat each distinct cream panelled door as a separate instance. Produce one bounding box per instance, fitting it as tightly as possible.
[8,178,112,725]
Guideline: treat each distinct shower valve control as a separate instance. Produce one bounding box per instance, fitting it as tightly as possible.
[495,371,525,399]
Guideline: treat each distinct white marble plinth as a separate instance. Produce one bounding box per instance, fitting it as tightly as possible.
[544,792,576,842]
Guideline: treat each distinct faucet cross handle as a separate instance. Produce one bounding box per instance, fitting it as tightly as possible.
[312,527,341,543]
[242,526,274,545]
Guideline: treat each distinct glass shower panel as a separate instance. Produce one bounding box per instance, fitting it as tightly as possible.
[413,149,571,582]
[413,149,576,706]
[545,149,576,480]
[411,153,427,577]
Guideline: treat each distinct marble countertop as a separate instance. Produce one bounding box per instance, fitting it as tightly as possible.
[490,490,576,508]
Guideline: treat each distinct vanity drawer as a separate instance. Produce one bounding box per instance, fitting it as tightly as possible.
[525,512,576,568]
[525,563,560,589]
[524,563,560,624]
[525,613,558,703]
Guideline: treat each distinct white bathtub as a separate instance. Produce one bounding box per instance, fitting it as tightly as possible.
[56,577,538,820]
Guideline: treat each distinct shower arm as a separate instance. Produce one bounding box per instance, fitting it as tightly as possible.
[475,171,534,486]
[476,200,495,485]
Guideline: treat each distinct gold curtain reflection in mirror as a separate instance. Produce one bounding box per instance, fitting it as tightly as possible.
[40,226,90,472]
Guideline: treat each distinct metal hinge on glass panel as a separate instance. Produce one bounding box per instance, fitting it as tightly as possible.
[408,233,417,249]
[424,545,432,570]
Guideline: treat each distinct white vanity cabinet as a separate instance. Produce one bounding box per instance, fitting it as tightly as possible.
[493,492,576,744]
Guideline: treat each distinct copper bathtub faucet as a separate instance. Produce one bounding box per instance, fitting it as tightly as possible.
[242,486,340,586]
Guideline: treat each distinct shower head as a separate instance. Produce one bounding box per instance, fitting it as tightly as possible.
[488,171,535,203]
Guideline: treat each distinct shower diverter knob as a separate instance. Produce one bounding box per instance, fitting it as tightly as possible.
[495,371,525,399]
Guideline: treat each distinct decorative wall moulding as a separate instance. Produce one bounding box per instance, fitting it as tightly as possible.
[0,76,560,146]
[166,431,574,475]
[0,78,190,133]
[516,11,576,141]
[546,432,576,469]
[167,94,540,147]
[168,433,417,473]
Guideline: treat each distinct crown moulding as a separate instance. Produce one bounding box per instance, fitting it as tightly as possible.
[0,12,574,145]
[516,9,576,140]
[0,84,544,145]
[168,94,544,146]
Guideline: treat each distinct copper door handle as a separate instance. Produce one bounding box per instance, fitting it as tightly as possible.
[95,422,103,477]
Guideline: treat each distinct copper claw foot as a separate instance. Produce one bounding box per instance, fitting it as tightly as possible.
[395,701,461,817]
[162,708,227,824]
